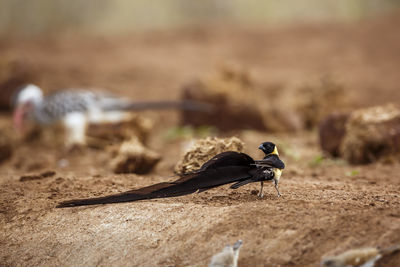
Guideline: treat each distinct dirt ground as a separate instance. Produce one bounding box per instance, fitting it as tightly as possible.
[1,11,400,267]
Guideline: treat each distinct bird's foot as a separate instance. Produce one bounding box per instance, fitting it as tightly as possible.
[258,192,264,198]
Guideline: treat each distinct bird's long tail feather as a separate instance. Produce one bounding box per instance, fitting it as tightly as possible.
[57,182,198,208]
[57,166,254,208]
[106,100,214,113]
[57,193,145,207]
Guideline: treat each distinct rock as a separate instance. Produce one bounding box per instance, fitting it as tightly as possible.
[340,104,400,164]
[180,66,266,131]
[261,105,304,132]
[111,137,161,174]
[174,136,244,175]
[319,112,350,157]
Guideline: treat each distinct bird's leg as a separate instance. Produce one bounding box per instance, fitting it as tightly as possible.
[274,179,281,197]
[63,112,87,147]
[258,181,264,198]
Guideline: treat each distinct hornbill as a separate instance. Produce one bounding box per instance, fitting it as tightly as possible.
[13,84,212,146]
[57,142,285,207]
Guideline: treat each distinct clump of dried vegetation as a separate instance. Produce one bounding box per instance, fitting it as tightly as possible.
[174,136,244,175]
[111,136,161,174]
[180,65,266,131]
[319,103,400,164]
[340,103,400,164]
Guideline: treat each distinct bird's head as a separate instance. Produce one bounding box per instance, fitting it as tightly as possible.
[258,142,279,156]
[12,84,43,132]
[232,240,243,251]
[222,240,243,255]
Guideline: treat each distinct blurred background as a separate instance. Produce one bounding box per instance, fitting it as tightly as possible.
[2,2,400,266]
[0,0,399,105]
[0,0,399,35]
[0,0,399,153]
[1,0,400,161]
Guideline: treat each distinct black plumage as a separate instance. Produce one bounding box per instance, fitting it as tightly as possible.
[57,142,285,208]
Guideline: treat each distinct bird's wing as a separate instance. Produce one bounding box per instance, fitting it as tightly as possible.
[100,99,213,112]
[173,166,254,188]
[254,155,285,169]
[57,153,256,208]
[199,151,255,171]
[34,90,97,123]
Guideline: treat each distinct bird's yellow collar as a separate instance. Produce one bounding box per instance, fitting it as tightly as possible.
[267,146,279,156]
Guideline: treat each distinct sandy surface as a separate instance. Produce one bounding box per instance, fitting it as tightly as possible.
[1,11,400,267]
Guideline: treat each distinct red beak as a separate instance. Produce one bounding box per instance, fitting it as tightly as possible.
[13,105,26,132]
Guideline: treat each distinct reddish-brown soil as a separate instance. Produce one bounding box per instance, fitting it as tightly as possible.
[1,11,400,266]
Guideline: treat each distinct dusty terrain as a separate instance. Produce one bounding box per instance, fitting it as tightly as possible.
[1,12,400,266]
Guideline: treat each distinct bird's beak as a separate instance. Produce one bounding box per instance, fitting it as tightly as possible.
[258,144,263,150]
[13,105,26,133]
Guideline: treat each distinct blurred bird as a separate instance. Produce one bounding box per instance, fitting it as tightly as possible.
[57,142,285,207]
[321,244,400,267]
[13,84,212,146]
[209,240,243,267]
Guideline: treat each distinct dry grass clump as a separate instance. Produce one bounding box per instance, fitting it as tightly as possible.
[180,65,266,131]
[261,105,304,132]
[87,114,153,148]
[201,65,255,103]
[111,136,161,174]
[319,112,350,157]
[296,77,349,129]
[340,104,400,164]
[182,68,349,133]
[174,136,244,175]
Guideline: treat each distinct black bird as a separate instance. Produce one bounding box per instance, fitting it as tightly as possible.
[231,142,284,198]
[57,142,285,208]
